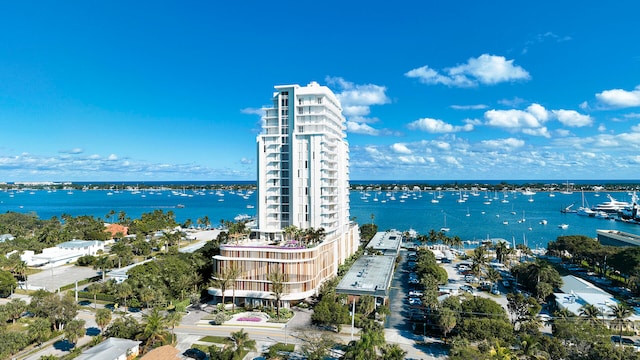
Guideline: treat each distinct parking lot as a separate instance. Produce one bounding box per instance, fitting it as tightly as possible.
[22,264,100,292]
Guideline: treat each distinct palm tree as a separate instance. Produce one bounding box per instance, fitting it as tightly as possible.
[494,241,511,263]
[115,282,133,312]
[140,287,155,309]
[64,319,86,345]
[141,308,169,351]
[471,246,488,277]
[282,225,298,243]
[226,328,257,358]
[609,303,632,345]
[211,269,232,309]
[268,268,288,320]
[380,343,407,360]
[95,308,112,332]
[87,284,101,310]
[28,317,52,346]
[93,255,113,282]
[484,267,502,290]
[578,303,602,325]
[226,266,240,312]
[4,298,27,324]
[518,334,548,360]
[437,308,457,343]
[451,235,463,250]
[165,311,183,344]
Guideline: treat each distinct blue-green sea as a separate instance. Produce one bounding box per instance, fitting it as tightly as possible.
[1,186,639,250]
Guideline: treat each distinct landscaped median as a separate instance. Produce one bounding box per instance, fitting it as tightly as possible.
[197,311,289,328]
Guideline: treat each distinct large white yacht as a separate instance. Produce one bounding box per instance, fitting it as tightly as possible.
[592,194,631,213]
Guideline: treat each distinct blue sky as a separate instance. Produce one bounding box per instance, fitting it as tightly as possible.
[1,1,640,182]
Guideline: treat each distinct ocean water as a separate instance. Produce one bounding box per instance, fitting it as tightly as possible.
[1,188,638,249]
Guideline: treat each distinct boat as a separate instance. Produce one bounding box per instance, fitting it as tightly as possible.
[561,204,577,213]
[234,214,251,222]
[176,204,185,208]
[540,219,548,225]
[577,191,596,216]
[440,213,450,232]
[619,192,639,221]
[592,194,631,213]
[560,181,574,195]
[558,224,569,229]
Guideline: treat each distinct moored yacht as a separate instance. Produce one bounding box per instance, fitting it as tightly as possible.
[592,194,630,213]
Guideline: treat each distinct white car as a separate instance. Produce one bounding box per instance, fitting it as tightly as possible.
[408,297,423,306]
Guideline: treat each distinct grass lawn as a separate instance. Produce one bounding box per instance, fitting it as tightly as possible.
[199,335,228,344]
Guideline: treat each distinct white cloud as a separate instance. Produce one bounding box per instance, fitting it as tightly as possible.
[326,77,390,115]
[579,101,589,110]
[327,76,391,135]
[479,138,525,150]
[392,143,412,154]
[631,123,640,132]
[59,148,83,154]
[522,127,551,138]
[443,155,461,166]
[499,97,527,107]
[595,85,640,108]
[552,109,593,127]
[241,107,264,116]
[484,104,547,129]
[433,141,451,151]
[407,118,474,133]
[450,104,488,110]
[405,54,530,87]
[398,155,426,164]
[598,124,607,132]
[107,154,118,161]
[346,121,379,136]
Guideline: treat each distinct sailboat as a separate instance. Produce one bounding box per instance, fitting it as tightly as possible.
[431,192,439,203]
[440,213,450,232]
[577,190,595,216]
[466,207,471,217]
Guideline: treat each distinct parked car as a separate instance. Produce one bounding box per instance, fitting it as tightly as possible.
[408,297,423,306]
[460,285,475,294]
[184,348,207,360]
[408,290,424,297]
[611,335,635,345]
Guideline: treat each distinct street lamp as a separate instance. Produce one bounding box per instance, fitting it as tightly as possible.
[284,324,288,345]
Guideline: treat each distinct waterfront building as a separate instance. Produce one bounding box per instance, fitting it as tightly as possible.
[597,229,640,247]
[336,231,403,305]
[210,82,360,307]
[553,275,640,331]
[10,239,104,268]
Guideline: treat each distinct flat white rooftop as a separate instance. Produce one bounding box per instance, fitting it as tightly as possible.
[336,255,395,298]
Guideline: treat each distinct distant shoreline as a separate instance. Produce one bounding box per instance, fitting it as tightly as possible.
[1,179,639,192]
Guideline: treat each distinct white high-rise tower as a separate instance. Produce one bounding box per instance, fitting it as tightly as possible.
[256,81,351,241]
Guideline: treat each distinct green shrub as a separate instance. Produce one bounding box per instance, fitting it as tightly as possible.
[210,312,231,325]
